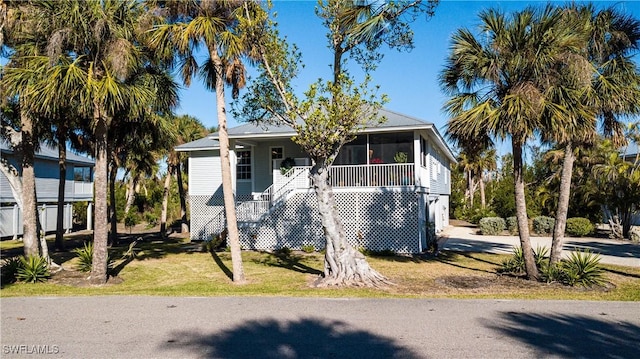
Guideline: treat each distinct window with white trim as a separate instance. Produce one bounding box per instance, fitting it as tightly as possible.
[271,146,284,171]
[236,150,252,180]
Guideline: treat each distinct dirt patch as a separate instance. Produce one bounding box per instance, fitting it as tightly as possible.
[48,268,124,287]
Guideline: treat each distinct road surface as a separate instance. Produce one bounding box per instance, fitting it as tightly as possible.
[1,296,638,358]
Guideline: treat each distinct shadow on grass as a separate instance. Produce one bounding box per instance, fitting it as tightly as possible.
[160,317,420,358]
[434,251,498,275]
[602,267,640,279]
[210,250,233,280]
[484,312,640,358]
[251,252,323,276]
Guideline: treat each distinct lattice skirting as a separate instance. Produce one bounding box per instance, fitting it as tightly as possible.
[190,190,422,254]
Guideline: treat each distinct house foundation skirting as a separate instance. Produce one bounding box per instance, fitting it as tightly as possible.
[190,190,422,253]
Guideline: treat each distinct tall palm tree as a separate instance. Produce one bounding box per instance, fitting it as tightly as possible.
[147,0,251,283]
[9,0,177,283]
[441,6,588,280]
[548,5,640,264]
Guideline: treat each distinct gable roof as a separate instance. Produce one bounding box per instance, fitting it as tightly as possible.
[0,141,95,166]
[176,108,456,163]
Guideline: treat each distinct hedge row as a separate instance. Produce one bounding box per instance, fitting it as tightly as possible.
[478,216,595,237]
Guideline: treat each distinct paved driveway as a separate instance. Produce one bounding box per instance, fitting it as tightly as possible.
[440,225,640,267]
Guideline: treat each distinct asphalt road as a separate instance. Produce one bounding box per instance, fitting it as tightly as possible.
[1,296,639,358]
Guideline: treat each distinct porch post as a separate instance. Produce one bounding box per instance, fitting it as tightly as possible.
[12,204,19,240]
[87,202,93,230]
[40,204,47,236]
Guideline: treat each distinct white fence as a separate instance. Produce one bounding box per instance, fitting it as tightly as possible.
[0,204,73,238]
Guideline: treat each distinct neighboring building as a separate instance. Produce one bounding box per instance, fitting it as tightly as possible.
[176,109,456,254]
[621,141,639,225]
[0,142,94,238]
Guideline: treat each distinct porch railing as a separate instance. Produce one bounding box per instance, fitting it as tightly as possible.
[329,163,414,187]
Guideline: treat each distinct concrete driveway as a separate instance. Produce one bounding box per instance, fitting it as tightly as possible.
[440,225,640,267]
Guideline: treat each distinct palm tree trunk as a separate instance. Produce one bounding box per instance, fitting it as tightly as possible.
[108,162,118,246]
[550,142,575,265]
[478,172,486,209]
[512,139,539,280]
[310,159,388,287]
[124,174,138,215]
[212,49,245,283]
[160,164,172,237]
[20,111,39,257]
[467,169,474,208]
[55,130,67,251]
[90,113,109,284]
[176,161,189,233]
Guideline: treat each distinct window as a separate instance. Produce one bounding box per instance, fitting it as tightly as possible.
[271,146,284,171]
[236,150,252,180]
[74,167,92,182]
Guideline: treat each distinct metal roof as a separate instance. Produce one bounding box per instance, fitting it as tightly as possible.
[174,108,456,163]
[0,141,94,166]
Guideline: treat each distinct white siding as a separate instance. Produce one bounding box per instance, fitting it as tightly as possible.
[189,150,222,196]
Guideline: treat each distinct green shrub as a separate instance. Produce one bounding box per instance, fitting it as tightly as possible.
[565,217,594,237]
[361,248,396,257]
[532,216,555,235]
[124,211,139,233]
[16,256,50,283]
[479,217,506,235]
[301,245,316,253]
[144,212,158,227]
[630,227,640,242]
[563,250,605,287]
[1,256,23,284]
[506,217,518,234]
[468,207,498,225]
[275,247,291,257]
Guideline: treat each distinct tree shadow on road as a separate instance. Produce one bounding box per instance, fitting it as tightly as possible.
[160,317,420,358]
[484,312,640,358]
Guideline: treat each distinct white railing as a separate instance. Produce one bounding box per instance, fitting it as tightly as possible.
[329,163,414,187]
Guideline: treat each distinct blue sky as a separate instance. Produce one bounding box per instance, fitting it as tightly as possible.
[176,0,640,155]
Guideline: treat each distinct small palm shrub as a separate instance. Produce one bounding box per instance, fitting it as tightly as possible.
[533,216,555,235]
[562,250,605,287]
[479,217,506,235]
[565,217,594,237]
[73,242,95,272]
[1,256,23,284]
[16,255,50,283]
[124,211,139,233]
[499,246,548,275]
[73,242,113,273]
[506,217,518,235]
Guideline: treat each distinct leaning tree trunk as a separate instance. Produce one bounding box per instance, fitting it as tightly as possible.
[512,139,539,280]
[159,164,172,237]
[90,114,110,284]
[212,49,245,283]
[20,111,39,258]
[108,162,119,246]
[467,169,474,208]
[550,142,575,265]
[310,160,388,287]
[54,131,67,251]
[176,161,189,233]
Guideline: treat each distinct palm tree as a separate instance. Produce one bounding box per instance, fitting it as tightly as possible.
[548,5,640,265]
[441,6,588,280]
[147,0,251,283]
[8,0,177,283]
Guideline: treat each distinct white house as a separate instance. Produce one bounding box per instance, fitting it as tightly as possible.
[177,109,456,254]
[0,142,94,238]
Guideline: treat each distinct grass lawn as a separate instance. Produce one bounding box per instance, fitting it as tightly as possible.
[1,230,639,300]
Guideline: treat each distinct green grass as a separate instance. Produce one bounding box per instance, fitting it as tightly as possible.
[1,236,639,300]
